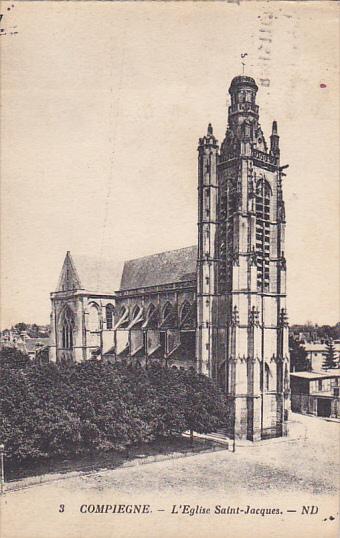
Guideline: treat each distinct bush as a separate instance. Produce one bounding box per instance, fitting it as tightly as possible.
[0,347,30,369]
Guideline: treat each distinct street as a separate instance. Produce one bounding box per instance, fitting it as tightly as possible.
[0,413,339,538]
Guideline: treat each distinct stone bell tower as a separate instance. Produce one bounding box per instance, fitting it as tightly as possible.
[197,75,290,441]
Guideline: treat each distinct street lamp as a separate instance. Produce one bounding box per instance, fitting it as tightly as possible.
[0,443,5,495]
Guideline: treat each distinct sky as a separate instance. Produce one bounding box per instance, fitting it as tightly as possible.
[0,1,339,328]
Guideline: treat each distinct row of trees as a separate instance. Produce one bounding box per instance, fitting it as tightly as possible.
[3,323,49,338]
[290,322,340,342]
[0,348,227,467]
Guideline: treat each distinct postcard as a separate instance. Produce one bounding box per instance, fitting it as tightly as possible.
[0,2,339,537]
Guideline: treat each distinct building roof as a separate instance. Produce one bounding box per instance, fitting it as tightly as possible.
[25,338,49,353]
[120,245,197,291]
[56,245,197,296]
[303,343,340,352]
[72,254,124,294]
[290,369,340,380]
[229,75,258,92]
[56,252,123,295]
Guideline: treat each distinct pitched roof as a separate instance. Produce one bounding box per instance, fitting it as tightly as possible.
[25,338,49,352]
[56,245,197,295]
[304,343,340,352]
[120,245,197,291]
[56,252,123,295]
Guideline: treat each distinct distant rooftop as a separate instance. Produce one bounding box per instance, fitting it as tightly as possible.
[303,343,340,351]
[291,369,340,380]
[25,338,49,353]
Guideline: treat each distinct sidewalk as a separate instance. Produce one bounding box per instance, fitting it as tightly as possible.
[186,417,308,448]
[3,443,225,494]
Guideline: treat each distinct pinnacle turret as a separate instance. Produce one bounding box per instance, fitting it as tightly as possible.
[270,120,280,158]
[198,123,218,149]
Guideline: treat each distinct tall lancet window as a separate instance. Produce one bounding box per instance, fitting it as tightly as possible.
[105,304,114,330]
[255,178,272,290]
[61,308,74,349]
[88,304,100,332]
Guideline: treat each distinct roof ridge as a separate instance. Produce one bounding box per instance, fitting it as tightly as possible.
[123,244,197,265]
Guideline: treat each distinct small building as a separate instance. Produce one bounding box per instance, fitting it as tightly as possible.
[0,333,49,360]
[25,338,50,360]
[290,370,340,419]
[303,343,340,371]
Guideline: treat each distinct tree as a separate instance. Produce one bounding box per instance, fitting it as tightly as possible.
[322,339,338,370]
[0,358,230,467]
[0,347,30,369]
[146,365,187,438]
[30,324,40,338]
[13,322,28,333]
[289,336,310,372]
[180,369,227,445]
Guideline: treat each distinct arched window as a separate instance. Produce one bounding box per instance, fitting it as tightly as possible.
[227,182,238,215]
[88,304,100,332]
[105,304,114,330]
[180,301,192,327]
[61,308,74,349]
[163,302,173,321]
[128,304,143,329]
[145,303,158,329]
[147,303,156,318]
[284,363,290,392]
[180,301,191,321]
[132,304,142,321]
[238,90,245,103]
[255,178,272,291]
[161,302,176,328]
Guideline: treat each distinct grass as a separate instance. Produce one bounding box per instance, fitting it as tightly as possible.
[5,435,217,484]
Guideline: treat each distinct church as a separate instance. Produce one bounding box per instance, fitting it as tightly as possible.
[49,75,290,441]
